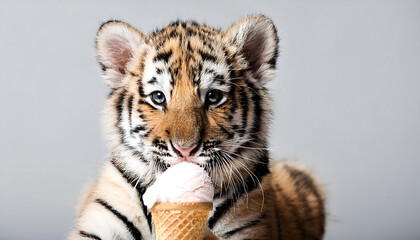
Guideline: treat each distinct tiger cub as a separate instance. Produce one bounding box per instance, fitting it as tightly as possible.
[70,15,326,240]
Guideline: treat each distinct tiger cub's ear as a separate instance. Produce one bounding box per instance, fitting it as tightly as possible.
[96,21,145,88]
[223,15,279,83]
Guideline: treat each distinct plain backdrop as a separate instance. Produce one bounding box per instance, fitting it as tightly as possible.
[1,1,419,239]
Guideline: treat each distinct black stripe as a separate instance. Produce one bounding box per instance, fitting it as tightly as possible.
[115,89,127,142]
[221,214,264,238]
[152,138,169,151]
[208,198,234,229]
[118,142,148,162]
[273,183,302,238]
[214,74,226,85]
[228,83,238,117]
[115,90,149,154]
[127,95,134,130]
[148,77,157,84]
[238,85,248,137]
[154,50,173,63]
[208,159,270,229]
[246,80,264,143]
[79,230,102,240]
[138,86,147,98]
[110,160,153,233]
[168,29,179,38]
[268,24,279,69]
[284,165,311,215]
[110,159,137,184]
[138,189,153,235]
[131,125,146,134]
[95,198,143,240]
[205,69,215,74]
[115,90,126,123]
[151,151,172,157]
[199,50,217,63]
[138,113,146,120]
[141,129,151,138]
[187,40,193,51]
[284,165,325,236]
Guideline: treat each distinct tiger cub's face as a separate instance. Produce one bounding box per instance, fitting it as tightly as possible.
[97,15,278,193]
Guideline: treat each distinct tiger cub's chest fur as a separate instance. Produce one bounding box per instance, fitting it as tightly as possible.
[70,15,326,240]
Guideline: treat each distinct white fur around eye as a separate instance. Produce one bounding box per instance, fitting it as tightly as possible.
[141,54,172,105]
[199,64,230,106]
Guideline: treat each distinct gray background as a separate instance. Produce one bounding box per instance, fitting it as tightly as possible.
[1,0,419,239]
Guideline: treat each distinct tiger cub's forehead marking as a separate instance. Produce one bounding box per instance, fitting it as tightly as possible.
[141,50,173,101]
[140,26,230,99]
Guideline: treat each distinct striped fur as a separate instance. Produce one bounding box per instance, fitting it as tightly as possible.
[70,15,326,240]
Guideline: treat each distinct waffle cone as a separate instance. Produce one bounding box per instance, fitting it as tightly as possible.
[150,202,213,240]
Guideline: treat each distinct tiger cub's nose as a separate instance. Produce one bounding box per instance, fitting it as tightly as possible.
[173,143,197,157]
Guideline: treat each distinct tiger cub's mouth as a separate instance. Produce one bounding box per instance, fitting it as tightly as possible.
[151,140,223,175]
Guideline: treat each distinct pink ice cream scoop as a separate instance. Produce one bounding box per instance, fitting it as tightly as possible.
[143,162,214,209]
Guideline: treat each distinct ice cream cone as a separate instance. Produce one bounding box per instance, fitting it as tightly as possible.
[150,202,213,240]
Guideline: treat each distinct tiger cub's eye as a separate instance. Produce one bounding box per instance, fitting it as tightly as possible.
[206,89,223,105]
[151,91,166,105]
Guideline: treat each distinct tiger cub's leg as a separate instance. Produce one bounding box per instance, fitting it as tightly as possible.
[270,162,326,240]
[69,161,152,240]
